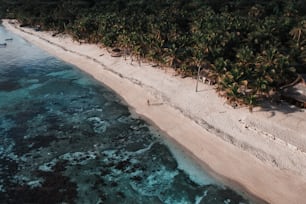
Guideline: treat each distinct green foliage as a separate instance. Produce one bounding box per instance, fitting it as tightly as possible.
[2,0,306,105]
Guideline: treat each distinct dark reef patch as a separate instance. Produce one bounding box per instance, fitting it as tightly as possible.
[0,80,21,92]
[3,161,77,204]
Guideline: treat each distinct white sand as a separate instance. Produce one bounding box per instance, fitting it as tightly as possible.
[3,19,306,203]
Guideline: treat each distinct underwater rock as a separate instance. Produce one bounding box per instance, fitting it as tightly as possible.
[87,117,109,133]
[0,80,21,91]
[60,151,97,165]
[27,179,43,188]
[1,161,77,203]
[38,159,59,172]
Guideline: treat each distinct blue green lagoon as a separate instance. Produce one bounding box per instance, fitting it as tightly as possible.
[0,26,249,203]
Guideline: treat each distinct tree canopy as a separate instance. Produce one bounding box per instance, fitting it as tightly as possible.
[1,0,306,106]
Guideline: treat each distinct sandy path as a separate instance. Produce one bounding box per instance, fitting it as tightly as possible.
[2,19,306,203]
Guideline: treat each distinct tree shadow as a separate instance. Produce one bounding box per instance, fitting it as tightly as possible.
[256,85,306,117]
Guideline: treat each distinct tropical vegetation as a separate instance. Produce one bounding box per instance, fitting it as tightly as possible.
[1,0,306,107]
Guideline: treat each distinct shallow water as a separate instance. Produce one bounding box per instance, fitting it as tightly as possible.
[0,26,249,203]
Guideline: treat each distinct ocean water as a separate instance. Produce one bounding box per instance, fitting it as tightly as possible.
[0,26,249,204]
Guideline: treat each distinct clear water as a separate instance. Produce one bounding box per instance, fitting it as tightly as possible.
[0,26,249,204]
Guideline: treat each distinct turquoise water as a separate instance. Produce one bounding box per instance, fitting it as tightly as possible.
[0,26,249,204]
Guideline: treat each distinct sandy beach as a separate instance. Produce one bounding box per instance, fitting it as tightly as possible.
[2,19,306,203]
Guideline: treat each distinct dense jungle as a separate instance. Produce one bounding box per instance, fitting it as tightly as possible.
[1,0,306,106]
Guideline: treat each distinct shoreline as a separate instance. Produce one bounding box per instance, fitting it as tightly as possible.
[2,19,306,203]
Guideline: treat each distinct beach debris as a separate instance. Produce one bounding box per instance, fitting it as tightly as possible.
[111,52,122,57]
[112,48,121,52]
[146,99,163,106]
[198,68,216,85]
[196,63,216,92]
[110,47,122,57]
